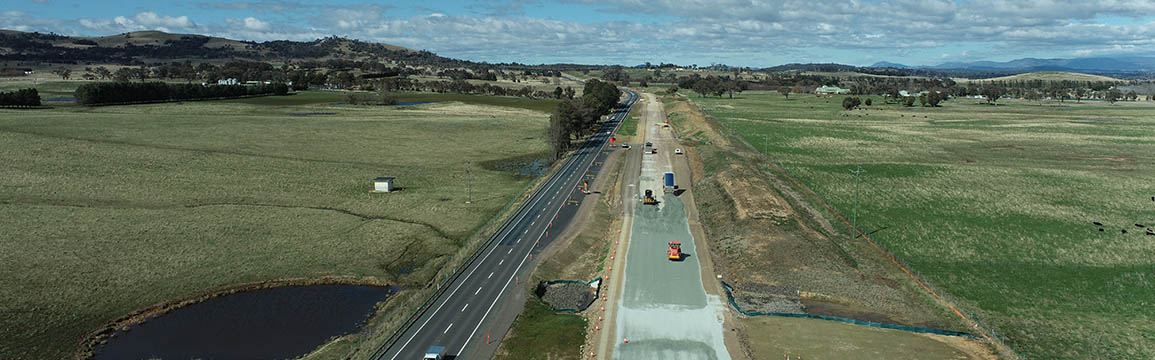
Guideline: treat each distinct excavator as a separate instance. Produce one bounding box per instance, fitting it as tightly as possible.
[667,241,682,261]
[643,189,658,205]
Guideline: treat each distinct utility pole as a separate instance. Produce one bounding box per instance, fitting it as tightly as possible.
[466,160,472,204]
[849,165,865,239]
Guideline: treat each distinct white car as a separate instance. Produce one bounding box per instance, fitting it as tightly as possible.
[675,148,683,155]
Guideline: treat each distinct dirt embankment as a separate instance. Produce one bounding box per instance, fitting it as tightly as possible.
[668,98,962,329]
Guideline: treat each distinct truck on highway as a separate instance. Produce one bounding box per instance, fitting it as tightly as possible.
[424,346,446,360]
[664,172,675,192]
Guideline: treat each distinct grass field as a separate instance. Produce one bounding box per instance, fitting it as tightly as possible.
[741,316,992,359]
[494,298,588,360]
[0,98,554,359]
[692,91,1155,359]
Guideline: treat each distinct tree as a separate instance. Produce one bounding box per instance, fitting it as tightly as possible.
[1126,90,1138,101]
[926,92,943,107]
[842,96,861,110]
[553,86,564,99]
[52,67,72,80]
[864,98,872,106]
[901,96,916,107]
[1106,89,1122,104]
[981,86,1004,105]
[93,66,112,80]
[918,94,928,107]
[778,86,791,99]
[1074,87,1086,103]
[547,100,577,160]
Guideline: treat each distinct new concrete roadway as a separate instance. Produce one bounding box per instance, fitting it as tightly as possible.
[370,90,639,360]
[607,93,732,360]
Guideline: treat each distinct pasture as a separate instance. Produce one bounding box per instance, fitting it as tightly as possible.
[693,91,1155,360]
[0,98,552,358]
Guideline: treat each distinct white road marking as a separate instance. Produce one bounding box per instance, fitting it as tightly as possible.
[499,258,506,265]
[445,323,453,334]
[488,272,494,279]
[475,287,483,295]
[461,304,469,312]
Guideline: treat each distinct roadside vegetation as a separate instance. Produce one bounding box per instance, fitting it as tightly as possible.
[0,97,555,359]
[692,91,1155,359]
[493,298,588,360]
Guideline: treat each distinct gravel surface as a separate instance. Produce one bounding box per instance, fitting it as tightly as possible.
[542,283,596,311]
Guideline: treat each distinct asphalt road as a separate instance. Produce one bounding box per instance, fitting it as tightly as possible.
[371,89,639,360]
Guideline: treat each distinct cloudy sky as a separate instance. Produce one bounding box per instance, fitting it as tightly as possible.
[2,0,1154,67]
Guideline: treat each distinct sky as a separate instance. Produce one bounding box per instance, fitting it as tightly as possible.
[2,0,1154,67]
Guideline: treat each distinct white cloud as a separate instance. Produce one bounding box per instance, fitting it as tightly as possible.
[132,12,195,29]
[243,17,270,31]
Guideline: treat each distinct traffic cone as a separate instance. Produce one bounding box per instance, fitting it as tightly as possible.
[624,336,628,344]
[487,333,491,344]
[516,276,519,284]
[601,306,605,312]
[595,326,599,332]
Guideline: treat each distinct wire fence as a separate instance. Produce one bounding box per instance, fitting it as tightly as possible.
[699,106,1022,359]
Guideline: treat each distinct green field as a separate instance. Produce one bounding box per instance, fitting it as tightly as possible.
[495,298,588,360]
[0,98,553,358]
[692,92,1155,359]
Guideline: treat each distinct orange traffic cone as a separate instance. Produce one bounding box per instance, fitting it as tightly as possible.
[624,336,628,344]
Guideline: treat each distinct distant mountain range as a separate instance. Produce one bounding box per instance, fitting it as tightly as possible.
[872,57,1155,73]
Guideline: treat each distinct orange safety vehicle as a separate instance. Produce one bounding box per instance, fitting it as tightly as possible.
[667,241,682,260]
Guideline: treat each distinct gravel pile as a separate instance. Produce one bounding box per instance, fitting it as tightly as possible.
[541,283,595,311]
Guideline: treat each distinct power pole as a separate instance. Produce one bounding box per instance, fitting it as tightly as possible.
[466,160,472,204]
[849,165,865,239]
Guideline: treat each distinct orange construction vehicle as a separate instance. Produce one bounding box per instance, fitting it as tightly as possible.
[667,241,682,260]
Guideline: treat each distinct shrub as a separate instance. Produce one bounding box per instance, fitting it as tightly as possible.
[841,96,861,110]
[864,98,873,106]
[0,88,41,107]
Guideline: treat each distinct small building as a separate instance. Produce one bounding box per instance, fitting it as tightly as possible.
[372,177,395,192]
[218,78,238,85]
[815,85,851,95]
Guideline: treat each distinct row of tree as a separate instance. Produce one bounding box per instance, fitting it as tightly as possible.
[546,80,622,160]
[74,82,289,105]
[0,88,40,107]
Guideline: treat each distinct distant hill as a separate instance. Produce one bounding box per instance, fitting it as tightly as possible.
[870,61,911,69]
[970,71,1123,83]
[0,29,473,67]
[926,56,1155,73]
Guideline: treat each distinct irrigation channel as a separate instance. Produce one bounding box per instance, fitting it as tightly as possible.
[93,284,397,359]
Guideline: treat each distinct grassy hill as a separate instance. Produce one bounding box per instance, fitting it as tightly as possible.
[0,29,446,66]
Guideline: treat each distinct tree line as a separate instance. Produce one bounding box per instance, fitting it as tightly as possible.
[74,82,288,105]
[0,88,41,107]
[546,80,622,160]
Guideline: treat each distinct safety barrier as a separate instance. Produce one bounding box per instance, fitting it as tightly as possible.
[720,281,975,339]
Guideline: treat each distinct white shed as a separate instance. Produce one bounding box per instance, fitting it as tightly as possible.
[373,177,395,192]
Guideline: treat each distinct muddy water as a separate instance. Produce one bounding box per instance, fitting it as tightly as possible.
[94,284,397,360]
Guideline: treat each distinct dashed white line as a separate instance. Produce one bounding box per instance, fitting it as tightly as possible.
[475,287,483,295]
[488,272,494,279]
[499,258,506,265]
[507,248,513,254]
[444,323,453,334]
[461,304,469,312]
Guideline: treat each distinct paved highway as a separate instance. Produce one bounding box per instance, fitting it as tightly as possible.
[371,89,639,360]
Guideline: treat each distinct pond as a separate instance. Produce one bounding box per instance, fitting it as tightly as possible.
[93,284,397,360]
